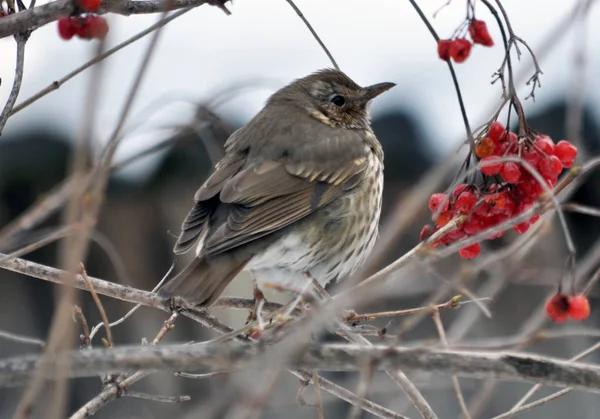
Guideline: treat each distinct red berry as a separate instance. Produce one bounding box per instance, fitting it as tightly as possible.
[488,122,505,142]
[449,39,472,63]
[77,0,101,11]
[459,242,480,259]
[469,19,494,47]
[480,156,502,176]
[512,221,530,234]
[485,192,506,212]
[529,214,540,224]
[462,215,484,235]
[568,295,590,321]
[522,148,540,167]
[429,193,450,213]
[534,135,555,156]
[86,15,109,39]
[455,191,477,214]
[493,140,509,157]
[554,140,578,165]
[539,156,563,178]
[507,132,518,144]
[545,293,570,323]
[452,183,469,200]
[501,162,521,184]
[435,211,453,227]
[57,17,75,40]
[475,137,495,158]
[437,40,452,61]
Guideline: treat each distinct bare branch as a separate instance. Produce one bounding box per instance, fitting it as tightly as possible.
[1,343,600,392]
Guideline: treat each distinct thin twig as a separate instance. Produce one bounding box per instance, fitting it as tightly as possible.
[72,305,91,349]
[0,32,27,135]
[283,0,339,70]
[347,296,484,322]
[0,330,44,348]
[125,391,190,403]
[312,370,325,419]
[346,362,374,419]
[80,264,113,348]
[431,309,471,419]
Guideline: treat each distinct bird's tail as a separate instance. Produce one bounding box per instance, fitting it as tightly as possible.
[158,255,248,307]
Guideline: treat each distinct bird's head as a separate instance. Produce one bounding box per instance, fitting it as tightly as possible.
[270,69,396,129]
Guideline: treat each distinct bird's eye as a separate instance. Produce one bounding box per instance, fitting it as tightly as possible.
[330,95,346,107]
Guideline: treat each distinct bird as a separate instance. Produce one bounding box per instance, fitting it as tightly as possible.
[158,69,395,307]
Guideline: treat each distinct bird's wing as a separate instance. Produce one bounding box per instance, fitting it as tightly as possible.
[172,133,247,254]
[200,154,369,256]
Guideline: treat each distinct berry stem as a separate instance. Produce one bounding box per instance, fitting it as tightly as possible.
[408,0,475,157]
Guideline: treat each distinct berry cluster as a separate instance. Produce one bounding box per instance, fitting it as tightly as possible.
[546,293,590,323]
[438,19,494,63]
[58,15,109,40]
[420,121,578,260]
[57,0,108,41]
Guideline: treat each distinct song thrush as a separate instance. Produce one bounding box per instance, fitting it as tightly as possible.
[159,69,395,306]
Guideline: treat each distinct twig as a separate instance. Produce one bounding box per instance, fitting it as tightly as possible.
[0,225,78,264]
[0,330,44,348]
[80,264,113,348]
[431,309,471,419]
[490,388,572,419]
[563,202,600,218]
[0,177,83,246]
[312,370,325,419]
[72,306,91,349]
[292,369,408,419]
[174,371,227,379]
[346,362,374,419]
[124,391,190,403]
[347,296,484,322]
[283,0,339,70]
[0,32,27,135]
[407,0,474,152]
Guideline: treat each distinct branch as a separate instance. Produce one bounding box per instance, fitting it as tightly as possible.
[0,32,27,134]
[0,0,230,39]
[1,343,600,392]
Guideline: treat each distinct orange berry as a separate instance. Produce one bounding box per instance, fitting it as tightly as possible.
[475,137,495,158]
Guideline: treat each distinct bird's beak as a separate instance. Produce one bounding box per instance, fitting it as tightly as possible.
[362,82,396,101]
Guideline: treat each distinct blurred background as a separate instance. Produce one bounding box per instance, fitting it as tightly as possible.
[0,0,600,417]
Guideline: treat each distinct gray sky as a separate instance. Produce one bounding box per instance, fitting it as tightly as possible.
[1,0,598,180]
